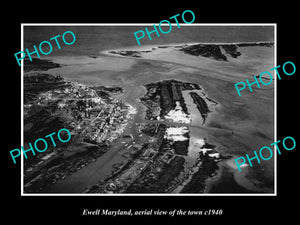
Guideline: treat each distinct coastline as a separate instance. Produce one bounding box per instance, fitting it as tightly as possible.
[101,41,274,56]
[23,40,275,194]
[97,41,275,83]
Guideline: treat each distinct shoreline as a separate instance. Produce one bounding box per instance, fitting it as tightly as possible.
[100,41,274,58]
[23,39,275,194]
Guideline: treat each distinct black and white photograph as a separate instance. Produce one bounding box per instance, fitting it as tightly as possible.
[3,4,298,223]
[22,24,275,195]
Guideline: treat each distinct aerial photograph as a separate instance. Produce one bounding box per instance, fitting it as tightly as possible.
[22,25,275,194]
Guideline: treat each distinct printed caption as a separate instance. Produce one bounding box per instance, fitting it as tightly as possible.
[83,208,223,217]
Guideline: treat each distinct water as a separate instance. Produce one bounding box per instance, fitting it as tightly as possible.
[24,26,275,194]
[24,25,274,57]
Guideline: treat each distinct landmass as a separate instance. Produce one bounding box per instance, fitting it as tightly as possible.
[24,67,223,193]
[104,41,274,62]
[85,79,222,193]
[23,60,134,193]
[24,58,61,72]
[23,39,274,194]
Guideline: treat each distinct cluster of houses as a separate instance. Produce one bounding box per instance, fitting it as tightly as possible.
[26,81,134,145]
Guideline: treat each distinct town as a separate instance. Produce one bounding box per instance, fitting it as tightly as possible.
[24,75,133,146]
[23,72,135,192]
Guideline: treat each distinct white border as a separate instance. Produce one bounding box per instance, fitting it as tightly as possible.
[21,23,277,196]
[21,23,24,195]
